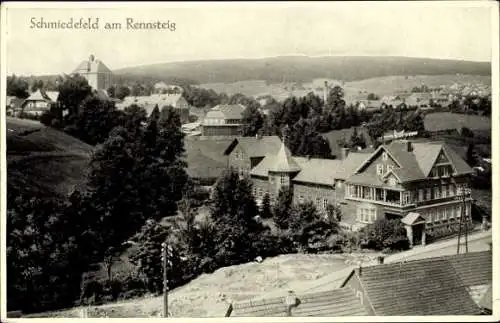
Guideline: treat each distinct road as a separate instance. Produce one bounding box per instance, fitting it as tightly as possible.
[385,229,492,263]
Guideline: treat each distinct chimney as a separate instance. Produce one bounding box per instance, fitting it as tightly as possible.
[377,256,385,264]
[285,291,299,316]
[323,81,328,105]
[340,147,350,160]
[405,140,413,152]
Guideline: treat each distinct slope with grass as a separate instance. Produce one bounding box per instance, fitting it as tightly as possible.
[6,117,93,198]
[25,253,354,318]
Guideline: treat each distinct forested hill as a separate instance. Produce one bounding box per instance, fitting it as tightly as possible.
[114,56,491,84]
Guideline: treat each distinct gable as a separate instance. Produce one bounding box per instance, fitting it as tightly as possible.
[356,148,400,178]
[354,146,401,175]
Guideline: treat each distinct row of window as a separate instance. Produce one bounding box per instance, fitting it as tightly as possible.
[347,183,469,205]
[297,195,329,210]
[420,203,471,224]
[376,163,394,176]
[430,165,451,178]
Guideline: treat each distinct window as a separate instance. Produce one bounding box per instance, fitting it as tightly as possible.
[441,208,447,221]
[280,174,287,185]
[358,207,376,223]
[442,166,449,177]
[299,195,304,204]
[376,164,384,176]
[426,188,432,200]
[323,199,328,209]
[382,152,388,161]
[433,187,440,199]
[441,185,447,198]
[449,184,455,197]
[418,189,424,202]
[316,198,322,210]
[402,191,411,205]
[425,211,432,224]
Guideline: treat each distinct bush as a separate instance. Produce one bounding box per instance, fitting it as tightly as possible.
[358,219,410,252]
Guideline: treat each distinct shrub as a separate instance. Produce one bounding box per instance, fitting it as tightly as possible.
[358,219,410,252]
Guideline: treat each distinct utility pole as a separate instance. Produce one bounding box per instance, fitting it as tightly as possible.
[161,242,172,317]
[456,184,471,254]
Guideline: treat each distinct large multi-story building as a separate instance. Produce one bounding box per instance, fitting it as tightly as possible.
[247,138,475,245]
[115,93,191,123]
[72,54,113,91]
[201,104,246,137]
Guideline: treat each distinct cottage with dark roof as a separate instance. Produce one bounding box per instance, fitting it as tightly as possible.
[72,54,113,91]
[224,135,282,175]
[201,104,246,137]
[19,90,59,116]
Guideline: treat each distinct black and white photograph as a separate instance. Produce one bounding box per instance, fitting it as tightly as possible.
[1,1,498,319]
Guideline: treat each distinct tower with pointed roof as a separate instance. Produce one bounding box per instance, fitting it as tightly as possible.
[267,129,301,195]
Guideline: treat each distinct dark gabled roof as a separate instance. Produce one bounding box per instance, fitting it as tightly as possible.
[230,288,368,317]
[350,140,473,185]
[334,152,372,181]
[184,137,232,179]
[223,136,281,157]
[321,127,372,157]
[444,251,492,287]
[356,252,490,316]
[292,157,342,186]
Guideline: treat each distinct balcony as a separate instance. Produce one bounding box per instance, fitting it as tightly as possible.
[345,185,415,208]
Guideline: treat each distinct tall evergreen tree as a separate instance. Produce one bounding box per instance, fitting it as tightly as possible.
[210,168,263,265]
[273,186,294,230]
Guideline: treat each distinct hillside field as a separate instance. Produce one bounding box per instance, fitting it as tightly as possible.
[114,56,490,85]
[6,117,93,198]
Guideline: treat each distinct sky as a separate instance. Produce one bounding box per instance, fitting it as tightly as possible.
[3,2,495,76]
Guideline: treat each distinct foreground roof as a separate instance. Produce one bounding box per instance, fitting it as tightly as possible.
[230,288,368,317]
[348,251,491,316]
